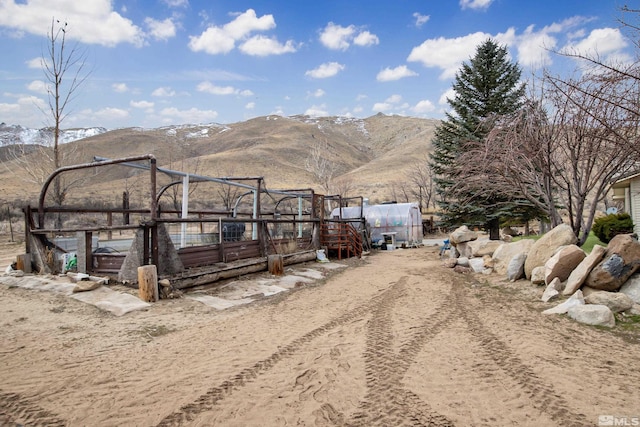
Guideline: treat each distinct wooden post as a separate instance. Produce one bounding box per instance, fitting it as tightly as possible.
[16,254,31,273]
[138,265,159,302]
[268,254,284,276]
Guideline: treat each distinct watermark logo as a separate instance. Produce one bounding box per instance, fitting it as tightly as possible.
[599,415,640,426]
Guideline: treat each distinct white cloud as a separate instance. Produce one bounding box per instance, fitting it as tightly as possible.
[112,83,129,93]
[372,102,392,112]
[353,31,379,47]
[320,22,355,50]
[305,104,328,117]
[152,87,176,97]
[196,81,254,96]
[159,107,219,124]
[460,0,494,10]
[69,107,130,127]
[319,22,378,50]
[562,27,627,58]
[27,80,48,94]
[130,100,154,109]
[412,100,435,113]
[189,26,235,54]
[0,95,48,127]
[26,57,43,69]
[0,0,145,47]
[245,102,255,109]
[386,94,403,104]
[239,35,297,56]
[145,17,176,41]
[305,62,345,79]
[376,65,418,82]
[413,13,430,28]
[407,31,494,79]
[439,88,455,106]
[163,0,188,7]
[188,9,292,57]
[372,94,403,113]
[308,89,325,98]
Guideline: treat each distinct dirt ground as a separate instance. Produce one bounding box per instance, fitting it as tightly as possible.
[1,236,639,427]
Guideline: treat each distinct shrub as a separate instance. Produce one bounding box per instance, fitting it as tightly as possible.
[592,213,634,243]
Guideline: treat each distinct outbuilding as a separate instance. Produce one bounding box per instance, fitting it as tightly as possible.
[332,202,423,247]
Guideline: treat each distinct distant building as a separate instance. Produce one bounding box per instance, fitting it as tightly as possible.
[612,170,640,235]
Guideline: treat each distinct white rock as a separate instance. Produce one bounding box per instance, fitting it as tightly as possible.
[567,304,615,328]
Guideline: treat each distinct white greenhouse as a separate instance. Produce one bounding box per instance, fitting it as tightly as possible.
[331,202,423,247]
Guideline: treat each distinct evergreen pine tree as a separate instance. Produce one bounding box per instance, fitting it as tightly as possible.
[430,39,526,239]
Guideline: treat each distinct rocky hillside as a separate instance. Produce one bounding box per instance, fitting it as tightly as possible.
[0,113,439,207]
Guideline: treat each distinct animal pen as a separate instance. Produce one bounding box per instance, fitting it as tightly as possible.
[22,154,365,292]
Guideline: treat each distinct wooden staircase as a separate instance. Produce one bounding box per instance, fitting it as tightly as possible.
[320,222,363,260]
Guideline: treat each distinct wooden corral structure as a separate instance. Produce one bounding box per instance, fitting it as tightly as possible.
[23,155,364,290]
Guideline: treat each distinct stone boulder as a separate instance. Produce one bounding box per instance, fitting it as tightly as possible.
[584,291,634,313]
[468,258,485,273]
[584,234,640,291]
[530,266,546,285]
[492,239,535,276]
[482,255,494,269]
[544,245,586,285]
[507,252,527,282]
[563,245,606,296]
[620,274,640,304]
[567,304,615,328]
[468,239,502,257]
[541,277,563,302]
[449,226,478,245]
[455,242,474,258]
[542,290,584,315]
[524,224,578,279]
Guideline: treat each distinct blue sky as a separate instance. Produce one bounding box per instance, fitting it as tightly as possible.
[0,0,632,129]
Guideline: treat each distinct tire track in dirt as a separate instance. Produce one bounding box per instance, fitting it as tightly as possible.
[155,282,405,427]
[451,282,592,427]
[347,276,456,427]
[0,391,66,427]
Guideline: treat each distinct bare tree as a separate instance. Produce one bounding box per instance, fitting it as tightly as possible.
[7,19,89,223]
[460,71,640,245]
[406,155,436,212]
[305,139,339,194]
[549,6,640,155]
[44,19,89,206]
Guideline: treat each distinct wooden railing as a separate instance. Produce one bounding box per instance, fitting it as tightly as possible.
[320,222,363,260]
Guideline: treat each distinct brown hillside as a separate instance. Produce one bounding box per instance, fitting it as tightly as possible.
[0,114,438,207]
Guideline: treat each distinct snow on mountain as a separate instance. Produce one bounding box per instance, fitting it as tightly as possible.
[0,123,107,146]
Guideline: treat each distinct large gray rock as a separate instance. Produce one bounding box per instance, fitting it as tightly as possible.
[567,304,615,328]
[531,266,546,285]
[456,242,474,258]
[585,234,640,291]
[507,252,526,282]
[524,224,577,279]
[620,273,640,304]
[468,239,502,257]
[468,258,485,273]
[563,245,606,296]
[544,244,586,285]
[492,239,535,276]
[449,225,478,245]
[541,277,562,302]
[584,291,634,313]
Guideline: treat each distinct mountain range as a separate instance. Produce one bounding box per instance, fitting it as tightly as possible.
[0,114,439,208]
